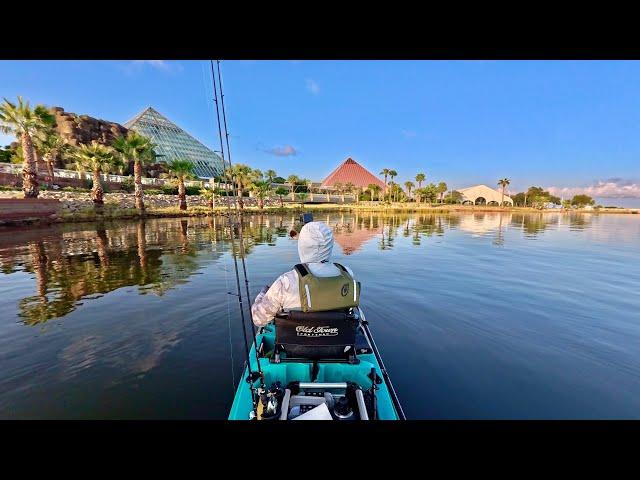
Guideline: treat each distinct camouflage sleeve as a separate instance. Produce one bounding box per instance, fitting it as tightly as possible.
[251,274,287,327]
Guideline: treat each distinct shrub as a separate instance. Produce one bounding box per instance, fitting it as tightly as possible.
[120,176,135,193]
[185,185,201,196]
[145,189,163,195]
[161,184,178,195]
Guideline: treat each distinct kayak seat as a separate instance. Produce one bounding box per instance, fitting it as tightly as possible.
[274,310,358,363]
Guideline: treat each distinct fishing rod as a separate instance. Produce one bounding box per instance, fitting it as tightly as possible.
[215,61,262,347]
[210,60,264,412]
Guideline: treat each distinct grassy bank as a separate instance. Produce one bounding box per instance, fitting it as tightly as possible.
[47,202,640,223]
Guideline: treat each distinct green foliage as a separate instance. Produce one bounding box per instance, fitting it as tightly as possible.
[120,176,135,193]
[416,183,438,203]
[165,159,196,180]
[161,184,178,195]
[571,194,595,207]
[0,96,56,138]
[0,145,12,163]
[145,189,163,195]
[512,186,561,207]
[273,176,286,184]
[512,192,526,206]
[497,178,510,189]
[9,144,23,164]
[265,169,277,182]
[199,188,214,199]
[444,190,463,204]
[112,131,157,174]
[275,187,288,197]
[251,180,273,198]
[185,185,201,196]
[72,141,118,175]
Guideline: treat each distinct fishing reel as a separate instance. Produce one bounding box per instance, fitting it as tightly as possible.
[289,213,314,239]
[256,381,285,421]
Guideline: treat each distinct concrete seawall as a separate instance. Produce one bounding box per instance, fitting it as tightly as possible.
[0,198,61,222]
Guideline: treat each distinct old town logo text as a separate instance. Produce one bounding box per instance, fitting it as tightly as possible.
[296,326,339,337]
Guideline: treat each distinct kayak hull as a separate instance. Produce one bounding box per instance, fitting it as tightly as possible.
[228,313,402,420]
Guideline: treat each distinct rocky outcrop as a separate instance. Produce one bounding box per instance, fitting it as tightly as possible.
[50,107,128,154]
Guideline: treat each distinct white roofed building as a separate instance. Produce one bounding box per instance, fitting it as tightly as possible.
[458,184,514,206]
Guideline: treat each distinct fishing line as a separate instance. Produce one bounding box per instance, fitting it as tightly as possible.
[204,61,237,394]
[215,60,264,379]
[223,256,237,393]
[215,62,259,327]
[209,60,263,413]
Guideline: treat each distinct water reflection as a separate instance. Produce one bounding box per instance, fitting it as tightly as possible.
[1,211,639,419]
[0,212,604,326]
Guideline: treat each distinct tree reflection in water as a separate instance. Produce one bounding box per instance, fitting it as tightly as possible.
[0,212,593,326]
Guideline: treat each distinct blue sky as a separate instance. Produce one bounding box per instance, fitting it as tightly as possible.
[1,60,639,205]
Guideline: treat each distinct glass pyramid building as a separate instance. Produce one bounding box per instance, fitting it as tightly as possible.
[124,107,224,179]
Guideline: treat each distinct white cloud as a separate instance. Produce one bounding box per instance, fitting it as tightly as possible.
[305,78,320,95]
[121,60,182,75]
[547,178,640,198]
[133,60,171,70]
[265,145,298,157]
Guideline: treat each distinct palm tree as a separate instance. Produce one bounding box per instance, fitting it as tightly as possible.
[404,181,415,201]
[251,180,272,210]
[166,159,196,210]
[367,183,380,201]
[379,168,390,201]
[34,132,69,183]
[0,96,56,198]
[437,182,448,203]
[286,174,300,200]
[275,186,288,207]
[72,142,117,207]
[113,131,156,212]
[226,163,253,209]
[275,187,289,208]
[388,170,398,202]
[265,169,277,184]
[334,182,344,203]
[344,182,356,204]
[498,178,511,207]
[200,187,215,210]
[415,173,426,203]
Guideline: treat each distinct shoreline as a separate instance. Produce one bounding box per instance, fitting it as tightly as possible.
[1,201,638,229]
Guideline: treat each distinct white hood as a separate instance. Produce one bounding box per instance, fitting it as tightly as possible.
[297,221,334,263]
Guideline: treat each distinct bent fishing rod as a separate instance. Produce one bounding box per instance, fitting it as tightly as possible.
[210,60,264,408]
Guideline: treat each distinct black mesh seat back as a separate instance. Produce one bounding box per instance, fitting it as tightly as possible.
[275,310,357,360]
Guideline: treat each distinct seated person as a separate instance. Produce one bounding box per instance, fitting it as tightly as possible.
[251,221,357,326]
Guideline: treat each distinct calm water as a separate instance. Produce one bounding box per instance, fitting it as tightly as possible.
[0,212,639,419]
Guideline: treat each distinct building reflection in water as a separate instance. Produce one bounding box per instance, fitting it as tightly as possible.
[0,212,593,327]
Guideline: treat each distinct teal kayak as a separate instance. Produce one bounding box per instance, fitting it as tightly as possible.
[228,307,405,420]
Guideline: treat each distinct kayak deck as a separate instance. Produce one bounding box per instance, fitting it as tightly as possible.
[228,317,401,420]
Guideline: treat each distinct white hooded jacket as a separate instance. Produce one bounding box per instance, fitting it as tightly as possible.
[251,221,355,327]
